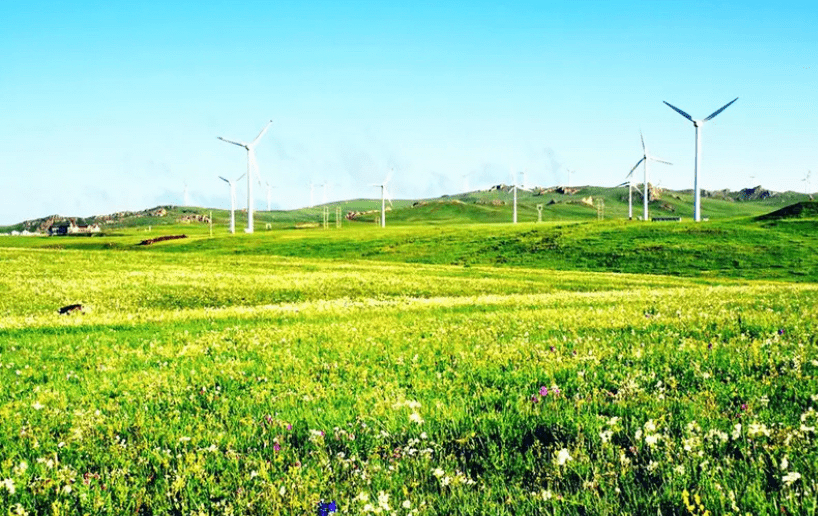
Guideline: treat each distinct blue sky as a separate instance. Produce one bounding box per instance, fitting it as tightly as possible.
[1,0,815,224]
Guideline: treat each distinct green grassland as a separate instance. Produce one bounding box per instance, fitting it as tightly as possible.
[1,199,817,515]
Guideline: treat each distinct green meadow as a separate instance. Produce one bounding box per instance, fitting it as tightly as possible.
[1,199,817,515]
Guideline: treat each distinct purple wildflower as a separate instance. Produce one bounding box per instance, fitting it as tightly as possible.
[539,386,549,397]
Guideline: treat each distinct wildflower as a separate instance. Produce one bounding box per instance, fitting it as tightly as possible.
[778,329,785,335]
[555,448,572,466]
[530,394,540,404]
[731,423,742,440]
[551,385,560,395]
[378,491,391,511]
[432,468,445,478]
[782,471,801,485]
[1,478,15,495]
[747,422,770,438]
[599,430,613,443]
[539,386,549,397]
[355,492,370,503]
[179,436,191,442]
[409,412,424,425]
[780,456,789,470]
[273,443,281,452]
[645,433,661,447]
[317,500,337,515]
[402,500,412,509]
[32,401,44,411]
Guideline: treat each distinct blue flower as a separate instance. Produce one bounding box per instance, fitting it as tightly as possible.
[317,500,337,515]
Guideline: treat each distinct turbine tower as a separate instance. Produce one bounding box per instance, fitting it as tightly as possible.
[371,168,393,228]
[509,168,530,224]
[663,98,737,222]
[265,182,274,211]
[628,132,672,221]
[217,120,273,233]
[219,174,243,234]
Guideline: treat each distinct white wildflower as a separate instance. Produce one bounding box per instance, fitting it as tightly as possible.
[555,448,573,466]
[32,401,44,411]
[780,456,789,470]
[732,423,742,440]
[782,471,802,485]
[409,412,424,425]
[378,491,390,511]
[1,478,15,495]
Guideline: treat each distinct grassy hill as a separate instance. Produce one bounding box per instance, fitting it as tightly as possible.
[2,185,813,235]
[3,200,817,283]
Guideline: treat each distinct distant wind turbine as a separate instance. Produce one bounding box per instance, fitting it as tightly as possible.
[183,182,189,207]
[803,171,812,195]
[219,174,244,234]
[663,98,738,222]
[371,168,394,228]
[217,120,273,233]
[265,181,275,211]
[628,132,672,221]
[510,168,530,224]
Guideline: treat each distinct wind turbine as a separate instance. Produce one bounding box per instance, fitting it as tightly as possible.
[509,168,530,224]
[217,120,273,233]
[265,181,275,211]
[628,132,672,221]
[370,169,393,228]
[183,182,189,206]
[219,173,244,234]
[803,171,812,195]
[663,98,738,222]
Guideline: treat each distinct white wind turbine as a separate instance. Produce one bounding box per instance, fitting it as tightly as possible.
[219,173,244,234]
[803,171,812,195]
[217,120,273,233]
[629,132,672,221]
[265,181,275,211]
[664,98,738,222]
[509,168,530,224]
[371,169,394,228]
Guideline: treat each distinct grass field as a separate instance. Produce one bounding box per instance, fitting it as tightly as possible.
[1,204,817,515]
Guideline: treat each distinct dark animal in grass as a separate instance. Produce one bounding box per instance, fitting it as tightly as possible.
[58,304,84,315]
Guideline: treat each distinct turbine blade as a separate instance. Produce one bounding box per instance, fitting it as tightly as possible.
[615,181,629,188]
[703,97,738,122]
[219,176,230,184]
[384,167,394,185]
[640,131,646,154]
[650,157,673,166]
[633,184,643,194]
[236,172,246,181]
[217,136,247,148]
[629,158,645,174]
[663,101,694,121]
[252,120,273,145]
